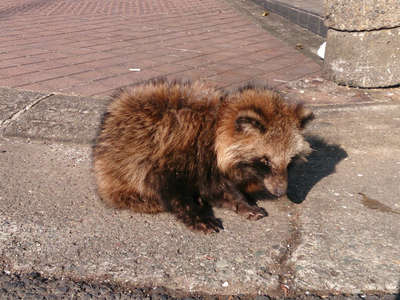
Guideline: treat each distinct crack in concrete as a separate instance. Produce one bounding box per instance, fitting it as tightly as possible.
[276,207,303,298]
[0,93,54,134]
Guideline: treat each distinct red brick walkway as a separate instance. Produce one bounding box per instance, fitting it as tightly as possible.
[0,0,321,97]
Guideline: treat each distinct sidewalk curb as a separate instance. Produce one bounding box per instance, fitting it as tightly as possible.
[250,0,327,37]
[1,87,399,146]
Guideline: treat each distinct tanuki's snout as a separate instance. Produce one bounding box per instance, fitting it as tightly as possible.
[263,171,288,197]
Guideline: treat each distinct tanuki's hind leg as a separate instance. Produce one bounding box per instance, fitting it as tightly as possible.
[98,185,164,214]
[170,196,223,233]
[145,170,223,233]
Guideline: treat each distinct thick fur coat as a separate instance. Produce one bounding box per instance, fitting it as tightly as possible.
[93,79,313,233]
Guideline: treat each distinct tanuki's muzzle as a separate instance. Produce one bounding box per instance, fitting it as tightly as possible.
[263,173,288,197]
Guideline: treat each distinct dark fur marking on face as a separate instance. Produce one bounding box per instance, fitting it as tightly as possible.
[235,116,266,133]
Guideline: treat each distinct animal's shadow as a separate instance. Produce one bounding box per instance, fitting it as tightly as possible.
[396,281,400,300]
[286,135,348,204]
[238,135,347,205]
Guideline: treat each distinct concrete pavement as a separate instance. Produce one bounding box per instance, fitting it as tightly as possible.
[1,87,399,298]
[1,0,400,298]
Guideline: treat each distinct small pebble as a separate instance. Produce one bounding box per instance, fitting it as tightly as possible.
[295,43,303,50]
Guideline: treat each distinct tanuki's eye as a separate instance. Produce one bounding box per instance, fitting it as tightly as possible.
[259,157,270,167]
[291,154,307,163]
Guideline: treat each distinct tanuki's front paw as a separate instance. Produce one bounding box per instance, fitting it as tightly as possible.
[239,205,268,221]
[187,216,223,234]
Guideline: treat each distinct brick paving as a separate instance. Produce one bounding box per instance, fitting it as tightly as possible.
[0,0,321,98]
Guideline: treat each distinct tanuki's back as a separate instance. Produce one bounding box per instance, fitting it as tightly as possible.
[93,80,224,214]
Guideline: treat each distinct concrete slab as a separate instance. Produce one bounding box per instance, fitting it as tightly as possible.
[0,94,399,297]
[289,104,400,294]
[0,87,48,126]
[325,0,400,31]
[324,27,400,88]
[0,139,296,297]
[3,93,108,144]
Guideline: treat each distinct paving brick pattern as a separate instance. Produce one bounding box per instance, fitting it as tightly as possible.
[0,0,321,97]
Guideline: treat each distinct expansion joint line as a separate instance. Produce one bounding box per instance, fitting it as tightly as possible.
[0,93,54,132]
[277,209,302,297]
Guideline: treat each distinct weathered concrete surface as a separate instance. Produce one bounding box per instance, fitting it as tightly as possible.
[324,0,400,31]
[0,88,400,297]
[290,104,400,294]
[3,93,108,144]
[0,138,295,296]
[0,141,292,297]
[0,87,49,126]
[323,0,400,87]
[324,27,400,88]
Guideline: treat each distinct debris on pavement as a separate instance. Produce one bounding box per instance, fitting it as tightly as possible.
[318,42,326,59]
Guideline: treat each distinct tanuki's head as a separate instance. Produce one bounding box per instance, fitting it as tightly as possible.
[215,86,313,197]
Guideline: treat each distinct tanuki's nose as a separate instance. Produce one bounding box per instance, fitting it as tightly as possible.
[264,172,288,197]
[271,185,287,197]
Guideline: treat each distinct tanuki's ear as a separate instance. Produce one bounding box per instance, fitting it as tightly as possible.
[235,110,266,134]
[295,105,314,129]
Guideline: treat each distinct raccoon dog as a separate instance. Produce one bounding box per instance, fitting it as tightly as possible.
[93,79,313,233]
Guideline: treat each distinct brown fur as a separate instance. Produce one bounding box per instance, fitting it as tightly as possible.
[93,79,313,233]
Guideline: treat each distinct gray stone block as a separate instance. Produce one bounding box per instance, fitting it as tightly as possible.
[4,94,109,144]
[324,0,400,31]
[323,27,400,88]
[0,88,47,125]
